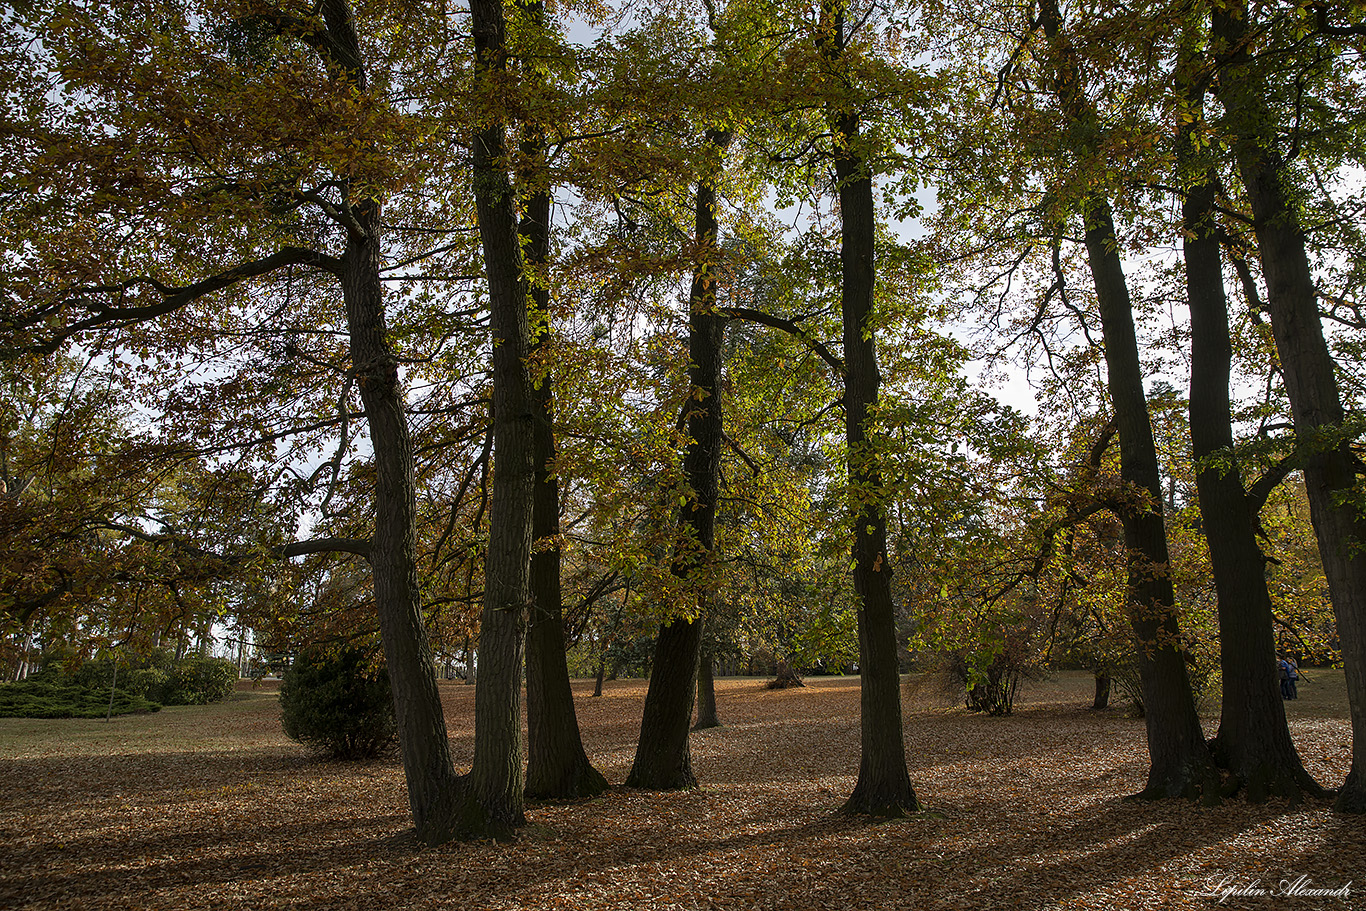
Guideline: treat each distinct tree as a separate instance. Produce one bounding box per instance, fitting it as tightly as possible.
[1033,0,1218,801]
[626,126,732,791]
[461,0,540,836]
[820,0,919,817]
[1213,0,1366,812]
[6,0,475,844]
[517,0,609,801]
[1176,17,1324,801]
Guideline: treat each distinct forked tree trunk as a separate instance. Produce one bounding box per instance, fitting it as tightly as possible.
[521,109,608,800]
[627,129,731,791]
[821,0,919,818]
[1179,42,1323,802]
[1039,0,1218,802]
[1215,0,1366,812]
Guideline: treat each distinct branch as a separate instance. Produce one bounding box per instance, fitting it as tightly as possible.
[723,430,761,477]
[720,306,845,375]
[98,520,370,565]
[276,538,372,559]
[8,247,341,359]
[1312,2,1366,36]
[1246,450,1298,512]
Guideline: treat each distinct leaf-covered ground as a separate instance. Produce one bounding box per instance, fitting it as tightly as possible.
[1,671,1360,910]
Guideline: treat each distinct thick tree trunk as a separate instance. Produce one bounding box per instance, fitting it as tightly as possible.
[1215,2,1366,812]
[1179,54,1323,802]
[318,0,464,845]
[629,616,704,788]
[521,122,608,801]
[693,648,720,730]
[343,205,465,840]
[1092,670,1111,710]
[1087,198,1219,801]
[1037,0,1217,801]
[821,1,919,818]
[627,129,731,791]
[451,0,537,839]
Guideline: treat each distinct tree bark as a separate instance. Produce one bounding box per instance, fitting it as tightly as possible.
[311,0,466,845]
[1178,41,1324,802]
[1214,1,1366,812]
[451,0,537,839]
[1038,0,1218,801]
[520,100,608,800]
[693,648,720,729]
[821,0,919,818]
[626,129,731,791]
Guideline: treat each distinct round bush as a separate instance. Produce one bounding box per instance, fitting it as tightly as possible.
[125,667,169,701]
[161,657,237,705]
[279,646,396,760]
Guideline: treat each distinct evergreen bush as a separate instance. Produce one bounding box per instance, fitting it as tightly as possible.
[0,678,161,718]
[279,646,396,760]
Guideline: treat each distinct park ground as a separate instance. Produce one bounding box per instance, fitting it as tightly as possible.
[0,670,1361,911]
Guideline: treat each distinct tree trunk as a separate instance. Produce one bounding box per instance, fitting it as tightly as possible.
[1179,43,1323,802]
[1089,197,1218,802]
[520,103,608,800]
[1038,0,1218,802]
[767,661,806,690]
[693,648,720,729]
[821,0,919,818]
[1214,1,1366,812]
[342,200,465,841]
[453,0,537,839]
[626,129,730,791]
[311,0,466,845]
[1092,670,1111,710]
[628,616,705,788]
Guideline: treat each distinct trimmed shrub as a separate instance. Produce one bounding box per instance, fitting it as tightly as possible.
[0,678,161,718]
[280,646,396,760]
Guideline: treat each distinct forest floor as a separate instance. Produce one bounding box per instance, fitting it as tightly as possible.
[0,669,1360,910]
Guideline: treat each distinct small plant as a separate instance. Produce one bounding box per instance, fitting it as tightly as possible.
[279,645,396,760]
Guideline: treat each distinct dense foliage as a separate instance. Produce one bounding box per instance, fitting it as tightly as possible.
[0,673,161,718]
[279,646,397,760]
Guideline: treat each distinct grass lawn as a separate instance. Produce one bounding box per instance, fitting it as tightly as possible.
[0,670,1360,910]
